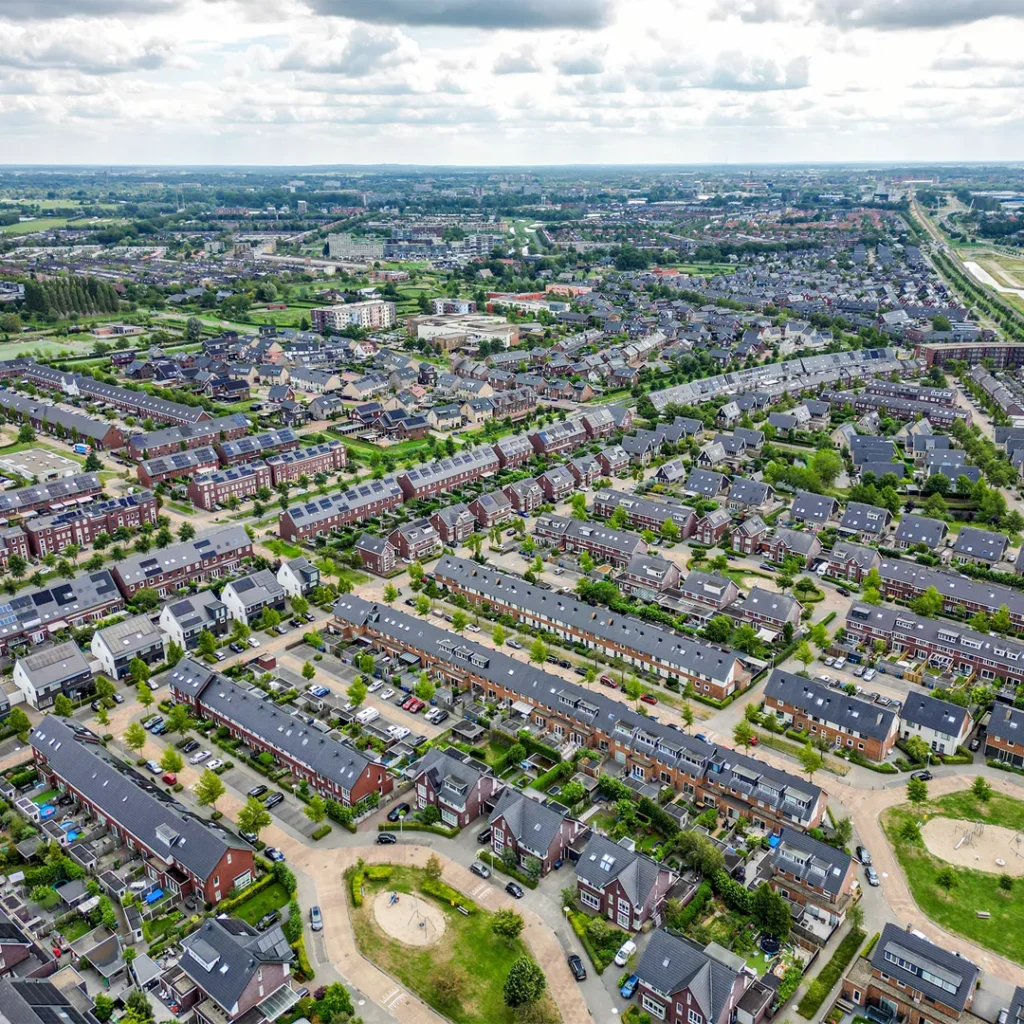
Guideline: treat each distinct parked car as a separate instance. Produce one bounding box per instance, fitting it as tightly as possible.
[367,680,382,692]
[309,686,330,698]
[145,760,161,774]
[856,846,871,865]
[824,656,836,667]
[248,785,268,798]
[190,750,211,765]
[381,688,394,700]
[620,974,639,998]
[240,831,258,845]
[476,827,492,845]
[470,861,490,879]
[213,651,226,662]
[162,773,177,786]
[205,759,223,772]
[388,802,411,822]
[567,954,587,982]
[863,668,877,682]
[229,642,245,654]
[507,639,523,649]
[183,740,200,754]
[309,906,323,931]
[264,848,285,862]
[247,637,260,648]
[600,675,617,687]
[111,692,125,704]
[911,770,934,782]
[970,736,982,751]
[257,911,280,932]
[833,657,846,669]
[89,699,104,711]
[837,587,851,597]
[865,866,880,887]
[147,717,165,732]
[431,710,449,724]
[694,733,708,743]
[640,694,658,706]
[759,563,776,572]
[377,832,397,845]
[466,624,481,633]
[852,665,864,677]
[264,792,284,809]
[505,881,524,899]
[614,940,637,967]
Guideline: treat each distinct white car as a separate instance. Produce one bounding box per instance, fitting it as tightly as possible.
[507,639,523,650]
[614,940,637,967]
[386,725,410,740]
[833,657,846,669]
[863,668,877,682]
[381,688,395,700]
[247,637,260,649]
[205,759,223,771]
[466,624,481,633]
[823,656,836,667]
[190,750,211,765]
[367,680,382,693]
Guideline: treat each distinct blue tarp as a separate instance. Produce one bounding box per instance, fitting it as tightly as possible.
[144,889,164,904]
[767,835,781,848]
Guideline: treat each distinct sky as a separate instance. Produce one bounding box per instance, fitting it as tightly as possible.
[2,0,1023,166]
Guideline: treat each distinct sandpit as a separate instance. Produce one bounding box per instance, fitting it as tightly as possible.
[921,817,1024,876]
[372,890,446,947]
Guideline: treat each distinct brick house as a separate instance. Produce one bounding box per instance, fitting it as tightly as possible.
[431,504,476,545]
[762,528,822,567]
[825,541,881,583]
[389,519,442,560]
[355,534,397,576]
[488,789,583,877]
[503,478,543,514]
[469,490,513,528]
[693,509,732,547]
[985,706,1024,767]
[731,516,769,556]
[410,747,503,829]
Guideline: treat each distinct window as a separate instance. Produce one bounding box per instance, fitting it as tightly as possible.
[580,888,601,910]
[688,1011,703,1024]
[641,994,666,1019]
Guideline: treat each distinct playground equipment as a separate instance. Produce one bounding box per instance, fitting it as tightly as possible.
[954,822,985,850]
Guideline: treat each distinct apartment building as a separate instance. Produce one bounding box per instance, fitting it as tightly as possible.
[764,669,898,760]
[0,473,102,520]
[138,447,221,488]
[310,300,396,333]
[409,747,502,829]
[278,477,403,541]
[169,661,393,806]
[126,415,249,461]
[432,555,747,698]
[113,527,252,598]
[23,491,158,557]
[187,463,272,511]
[31,717,253,904]
[215,428,300,466]
[593,489,696,538]
[331,596,825,830]
[397,447,499,500]
[265,441,347,486]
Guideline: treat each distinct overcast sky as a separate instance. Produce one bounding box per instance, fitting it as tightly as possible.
[2,0,1023,167]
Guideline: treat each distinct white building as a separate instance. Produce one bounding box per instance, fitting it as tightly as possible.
[277,556,320,598]
[90,615,165,681]
[220,569,287,626]
[899,692,972,756]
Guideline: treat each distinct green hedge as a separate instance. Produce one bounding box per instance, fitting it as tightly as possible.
[376,821,459,838]
[218,873,277,914]
[796,928,865,1019]
[420,875,476,913]
[365,865,392,881]
[670,881,711,930]
[862,932,880,958]
[567,909,608,974]
[349,870,363,908]
[311,825,332,840]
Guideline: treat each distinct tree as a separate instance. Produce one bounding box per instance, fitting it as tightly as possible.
[753,882,791,940]
[160,748,183,774]
[124,721,147,752]
[194,769,226,810]
[812,449,842,487]
[415,674,435,701]
[733,720,755,752]
[166,641,184,667]
[197,629,218,659]
[907,777,928,808]
[503,957,546,1009]
[96,706,110,727]
[383,584,398,604]
[833,816,853,848]
[529,638,549,664]
[53,694,73,717]
[451,610,467,632]
[302,661,316,681]
[166,703,193,736]
[999,874,1014,894]
[936,865,958,891]
[185,316,204,341]
[305,795,327,824]
[799,741,823,781]
[492,908,525,946]
[492,624,506,646]
[425,853,443,880]
[5,707,28,734]
[236,796,272,840]
[681,702,694,733]
[561,780,585,805]
[6,554,26,579]
[136,681,153,709]
[415,594,430,616]
[795,641,814,671]
[904,736,932,766]
[178,522,196,541]
[17,423,34,444]
[347,678,367,705]
[972,776,992,801]
[847,902,865,933]
[93,993,116,1023]
[124,989,154,1023]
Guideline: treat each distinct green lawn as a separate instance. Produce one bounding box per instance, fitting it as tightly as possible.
[31,888,60,911]
[882,792,1024,965]
[350,865,556,1024]
[231,882,289,926]
[264,539,303,559]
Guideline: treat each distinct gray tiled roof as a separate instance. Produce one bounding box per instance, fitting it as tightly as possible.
[16,641,89,688]
[789,491,838,524]
[894,514,947,549]
[773,827,850,897]
[575,832,669,906]
[0,570,121,642]
[872,923,978,1012]
[728,478,771,506]
[766,669,896,741]
[115,527,250,587]
[952,526,1008,563]
[129,414,248,451]
[93,614,163,659]
[636,929,739,1018]
[488,789,568,856]
[899,692,970,737]
[839,502,891,535]
[286,476,403,527]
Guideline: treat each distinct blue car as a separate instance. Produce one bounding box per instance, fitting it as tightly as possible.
[309,686,330,698]
[620,975,638,999]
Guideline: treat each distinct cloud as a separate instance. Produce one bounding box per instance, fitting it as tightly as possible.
[810,0,1024,30]
[276,25,417,75]
[0,20,186,73]
[303,0,615,29]
[929,44,1018,71]
[709,0,786,22]
[555,53,604,75]
[493,51,540,74]
[0,0,185,18]
[705,53,809,90]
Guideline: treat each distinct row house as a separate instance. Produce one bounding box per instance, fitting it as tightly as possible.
[112,526,252,599]
[125,414,249,461]
[761,528,822,567]
[23,491,158,558]
[431,554,747,699]
[618,553,681,601]
[277,555,319,598]
[389,519,442,560]
[332,595,825,831]
[537,515,648,568]
[680,572,740,612]
[489,387,537,422]
[537,466,575,503]
[0,473,102,520]
[493,434,533,469]
[986,706,1024,767]
[187,463,272,511]
[137,447,220,488]
[215,428,300,466]
[221,569,287,626]
[410,747,503,829]
[397,446,499,500]
[899,692,973,757]
[0,527,27,569]
[503,478,543,514]
[169,660,393,807]
[789,491,839,528]
[730,516,769,556]
[90,614,165,681]
[734,587,802,632]
[839,502,893,543]
[568,455,600,490]
[865,380,958,407]
[0,390,125,450]
[823,389,970,428]
[13,642,92,710]
[488,789,584,878]
[265,441,347,486]
[529,419,587,456]
[727,479,774,514]
[594,489,696,537]
[431,503,476,545]
[278,477,404,541]
[764,669,899,760]
[355,533,398,576]
[31,717,253,904]
[575,832,678,932]
[580,408,617,438]
[825,540,881,583]
[844,602,1024,691]
[469,489,513,528]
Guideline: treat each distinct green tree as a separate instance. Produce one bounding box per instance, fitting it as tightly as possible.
[492,624,506,646]
[302,661,316,681]
[6,707,29,734]
[166,703,193,736]
[904,736,932,766]
[305,795,327,824]
[194,769,226,810]
[178,522,196,541]
[833,816,854,847]
[907,776,929,808]
[185,316,204,341]
[451,610,468,632]
[166,641,184,667]
[503,957,546,1009]
[236,796,272,840]
[972,776,992,801]
[383,584,399,604]
[136,681,153,709]
[53,694,73,717]
[753,882,791,940]
[733,720,755,751]
[415,674,435,701]
[493,907,525,945]
[160,747,183,774]
[529,638,549,664]
[795,641,814,671]
[347,678,368,705]
[799,741,823,782]
[415,594,431,616]
[197,629,218,659]
[936,865,958,891]
[124,721,147,752]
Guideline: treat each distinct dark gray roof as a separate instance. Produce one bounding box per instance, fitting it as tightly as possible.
[224,569,284,609]
[116,527,250,587]
[217,428,297,460]
[0,473,100,516]
[952,526,1008,563]
[872,923,978,1012]
[894,514,947,549]
[575,833,670,905]
[987,706,1024,744]
[636,929,739,1018]
[773,827,851,897]
[411,747,488,806]
[488,789,568,857]
[16,641,89,688]
[790,491,838,524]
[728,479,771,506]
[839,502,891,535]
[180,916,293,1011]
[685,469,727,496]
[285,476,403,527]
[0,570,121,642]
[899,692,971,737]
[0,978,92,1024]
[140,446,218,479]
[765,669,896,741]
[830,541,879,571]
[129,414,248,451]
[93,614,163,659]
[31,717,244,878]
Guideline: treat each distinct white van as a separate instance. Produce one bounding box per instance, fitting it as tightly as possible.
[356,707,380,725]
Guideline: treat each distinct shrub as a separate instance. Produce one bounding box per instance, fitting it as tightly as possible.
[420,875,475,913]
[796,929,865,1018]
[365,865,393,881]
[349,870,363,908]
[666,881,712,930]
[311,825,332,841]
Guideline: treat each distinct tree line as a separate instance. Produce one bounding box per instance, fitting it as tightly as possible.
[23,275,121,319]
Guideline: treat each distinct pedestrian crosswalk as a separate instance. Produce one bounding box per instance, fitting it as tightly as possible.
[382,986,404,1010]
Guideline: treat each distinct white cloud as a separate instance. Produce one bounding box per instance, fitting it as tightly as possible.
[302,0,616,29]
[810,0,1024,30]
[276,25,418,76]
[493,51,540,74]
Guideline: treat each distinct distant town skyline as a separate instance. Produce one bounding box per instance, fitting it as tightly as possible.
[1,0,1022,165]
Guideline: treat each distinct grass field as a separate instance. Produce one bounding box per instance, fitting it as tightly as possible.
[349,865,557,1024]
[264,539,303,559]
[231,882,290,926]
[882,790,1024,965]
[0,216,124,236]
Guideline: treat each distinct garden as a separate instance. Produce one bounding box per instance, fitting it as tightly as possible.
[881,782,1024,965]
[347,861,559,1024]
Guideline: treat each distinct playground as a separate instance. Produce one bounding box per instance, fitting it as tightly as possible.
[921,817,1024,877]
[372,889,446,947]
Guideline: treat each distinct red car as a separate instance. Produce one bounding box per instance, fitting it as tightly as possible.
[749,735,759,746]
[401,696,417,710]
[640,694,658,706]
[162,772,178,785]
[600,675,617,688]
[406,698,425,713]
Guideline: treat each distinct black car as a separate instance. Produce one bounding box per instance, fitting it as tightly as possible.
[546,655,558,664]
[290,618,302,628]
[477,826,492,845]
[303,612,316,622]
[837,587,851,597]
[970,737,981,751]
[387,802,411,822]
[505,881,524,899]
[377,832,398,844]
[574,667,587,676]
[183,740,200,754]
[257,910,280,932]
[90,699,103,712]
[111,692,125,704]
[404,598,416,607]
[567,954,587,982]
[264,792,284,809]
[229,642,245,653]
[911,770,934,782]
[248,784,268,798]
[558,659,571,669]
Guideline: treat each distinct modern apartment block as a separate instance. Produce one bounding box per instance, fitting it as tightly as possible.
[310,300,396,333]
[187,463,272,511]
[23,491,158,557]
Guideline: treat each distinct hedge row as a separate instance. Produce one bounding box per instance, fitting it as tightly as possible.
[377,821,459,838]
[217,873,277,914]
[421,875,477,913]
[567,909,609,974]
[796,928,866,1019]
[311,825,332,840]
[671,881,711,930]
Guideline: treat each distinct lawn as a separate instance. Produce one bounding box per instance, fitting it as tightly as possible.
[31,888,60,911]
[882,791,1024,965]
[349,865,558,1024]
[61,916,92,942]
[231,882,290,926]
[264,539,303,559]
[31,789,60,806]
